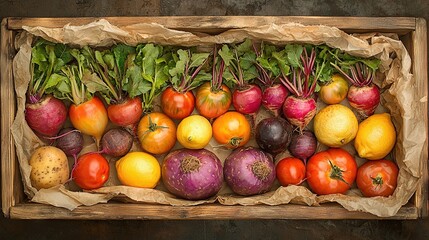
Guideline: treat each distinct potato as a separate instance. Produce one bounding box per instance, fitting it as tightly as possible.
[29,146,70,190]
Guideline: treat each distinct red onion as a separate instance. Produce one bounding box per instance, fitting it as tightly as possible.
[288,130,317,162]
[224,147,276,196]
[162,148,223,200]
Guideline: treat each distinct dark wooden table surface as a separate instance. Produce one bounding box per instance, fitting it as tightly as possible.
[1,0,428,239]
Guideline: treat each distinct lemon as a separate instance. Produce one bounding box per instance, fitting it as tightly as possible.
[177,115,212,149]
[116,152,161,188]
[313,104,359,147]
[354,113,396,160]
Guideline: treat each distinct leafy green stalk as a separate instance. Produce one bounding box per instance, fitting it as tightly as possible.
[128,43,173,113]
[29,39,73,103]
[168,48,211,93]
[328,49,381,87]
[55,48,98,105]
[218,39,258,90]
[253,41,281,86]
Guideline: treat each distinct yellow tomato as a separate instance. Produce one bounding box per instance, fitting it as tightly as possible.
[176,115,212,149]
[116,152,161,188]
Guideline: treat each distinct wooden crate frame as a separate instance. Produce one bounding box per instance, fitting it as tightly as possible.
[1,16,427,220]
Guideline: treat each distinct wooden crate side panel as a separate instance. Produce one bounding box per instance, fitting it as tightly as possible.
[1,18,18,218]
[9,203,418,220]
[7,16,416,35]
[412,18,428,217]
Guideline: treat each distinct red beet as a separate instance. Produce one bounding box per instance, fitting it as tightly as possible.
[107,97,143,127]
[25,95,67,137]
[100,128,133,157]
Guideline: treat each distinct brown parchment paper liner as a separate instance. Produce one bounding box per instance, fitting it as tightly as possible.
[11,19,426,217]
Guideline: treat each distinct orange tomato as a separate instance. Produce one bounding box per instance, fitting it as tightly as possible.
[212,111,251,149]
[137,112,177,155]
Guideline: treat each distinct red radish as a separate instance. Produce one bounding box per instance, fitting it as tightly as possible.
[219,40,262,118]
[333,62,380,117]
[280,48,319,132]
[253,43,288,116]
[69,96,108,147]
[25,95,67,137]
[261,84,288,116]
[107,97,143,127]
[232,84,262,115]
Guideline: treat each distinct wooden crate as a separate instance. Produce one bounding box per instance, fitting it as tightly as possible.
[1,16,427,220]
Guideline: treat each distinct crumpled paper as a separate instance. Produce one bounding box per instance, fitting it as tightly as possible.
[11,19,426,217]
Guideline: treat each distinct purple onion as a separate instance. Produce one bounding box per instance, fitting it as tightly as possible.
[162,148,223,200]
[224,147,276,196]
[288,130,317,161]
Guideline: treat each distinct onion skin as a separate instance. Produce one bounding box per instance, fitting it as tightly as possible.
[25,95,68,137]
[162,148,223,200]
[282,95,316,131]
[348,84,380,117]
[255,117,293,155]
[107,97,143,127]
[101,128,133,157]
[56,128,83,159]
[262,84,288,116]
[288,130,317,161]
[224,147,276,196]
[232,84,262,115]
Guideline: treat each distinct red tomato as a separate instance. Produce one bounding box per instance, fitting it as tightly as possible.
[107,97,143,127]
[72,152,110,190]
[161,87,195,120]
[306,148,357,195]
[195,82,232,119]
[356,159,399,197]
[276,157,306,186]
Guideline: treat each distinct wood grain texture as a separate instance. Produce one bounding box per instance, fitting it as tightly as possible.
[9,202,418,220]
[412,18,428,217]
[6,16,416,34]
[1,18,17,218]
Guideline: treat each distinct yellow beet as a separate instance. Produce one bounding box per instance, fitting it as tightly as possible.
[29,146,70,190]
